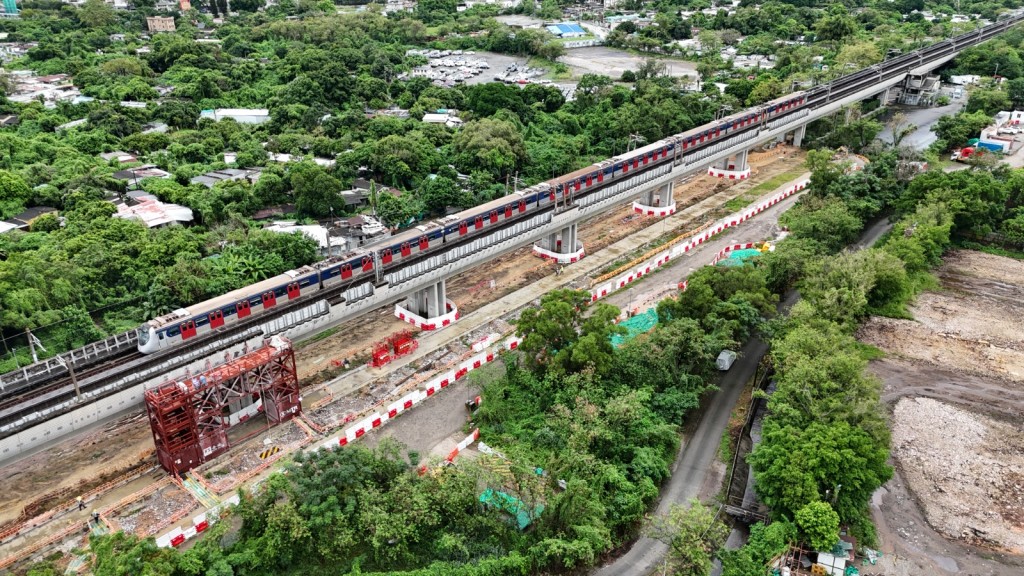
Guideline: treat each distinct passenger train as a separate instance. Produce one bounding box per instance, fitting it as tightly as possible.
[136,92,807,354]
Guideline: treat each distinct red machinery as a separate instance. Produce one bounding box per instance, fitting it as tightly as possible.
[144,339,300,475]
[369,331,418,368]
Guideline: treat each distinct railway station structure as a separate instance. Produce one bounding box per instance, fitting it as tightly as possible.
[144,337,300,475]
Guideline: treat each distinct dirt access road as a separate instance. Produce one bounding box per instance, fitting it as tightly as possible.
[858,250,1024,576]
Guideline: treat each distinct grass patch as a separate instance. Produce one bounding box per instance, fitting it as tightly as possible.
[526,57,572,80]
[719,426,733,463]
[956,240,1024,260]
[747,168,807,196]
[301,326,339,346]
[853,342,886,361]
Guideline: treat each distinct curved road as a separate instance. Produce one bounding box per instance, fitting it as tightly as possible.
[594,214,894,576]
[594,337,766,576]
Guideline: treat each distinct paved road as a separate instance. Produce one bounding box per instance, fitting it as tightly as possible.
[594,337,767,576]
[597,209,894,576]
[876,100,964,150]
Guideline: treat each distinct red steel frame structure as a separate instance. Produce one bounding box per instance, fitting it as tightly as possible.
[145,339,301,475]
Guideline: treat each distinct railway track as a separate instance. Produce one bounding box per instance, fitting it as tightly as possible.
[1,12,1021,440]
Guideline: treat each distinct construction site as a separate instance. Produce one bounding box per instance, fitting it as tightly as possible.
[0,146,808,573]
[857,250,1024,576]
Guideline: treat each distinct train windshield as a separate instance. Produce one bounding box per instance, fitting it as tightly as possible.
[137,325,151,346]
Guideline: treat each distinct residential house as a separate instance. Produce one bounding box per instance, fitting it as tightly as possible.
[100,150,140,164]
[147,17,176,32]
[113,194,193,228]
[0,206,59,233]
[190,168,262,188]
[199,109,271,124]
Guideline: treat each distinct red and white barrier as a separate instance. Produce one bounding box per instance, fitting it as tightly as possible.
[395,299,460,331]
[326,335,520,450]
[446,428,481,463]
[708,166,751,180]
[591,179,809,303]
[632,200,677,217]
[532,243,585,264]
[156,493,240,548]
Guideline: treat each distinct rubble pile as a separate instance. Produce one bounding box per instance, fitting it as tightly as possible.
[892,397,1024,552]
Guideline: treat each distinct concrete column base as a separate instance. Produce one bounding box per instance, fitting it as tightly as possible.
[632,200,677,217]
[394,299,459,331]
[708,167,751,180]
[532,242,586,264]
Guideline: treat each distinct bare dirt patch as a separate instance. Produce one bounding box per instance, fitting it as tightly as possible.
[0,413,154,526]
[859,249,1024,573]
[858,250,1024,384]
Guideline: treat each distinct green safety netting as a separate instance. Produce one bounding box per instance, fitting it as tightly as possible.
[717,248,763,267]
[479,489,544,530]
[610,308,659,347]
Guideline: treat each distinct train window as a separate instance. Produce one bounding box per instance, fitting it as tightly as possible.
[158,332,164,340]
[381,248,393,265]
[361,256,373,272]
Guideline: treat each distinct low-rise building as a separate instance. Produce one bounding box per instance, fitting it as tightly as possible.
[113,195,193,228]
[147,17,176,33]
[199,108,271,124]
[100,150,139,164]
[422,111,463,127]
[112,165,173,189]
[0,206,58,233]
[190,168,262,188]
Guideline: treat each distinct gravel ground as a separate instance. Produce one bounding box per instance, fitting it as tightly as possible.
[860,249,1024,573]
[559,46,697,80]
[113,483,194,536]
[201,421,307,492]
[891,397,1024,552]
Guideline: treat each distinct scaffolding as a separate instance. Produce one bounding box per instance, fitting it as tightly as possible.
[144,337,301,475]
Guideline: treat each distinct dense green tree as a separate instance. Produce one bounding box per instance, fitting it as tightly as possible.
[795,501,841,552]
[931,111,992,151]
[78,0,117,29]
[965,87,1011,116]
[515,289,624,376]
